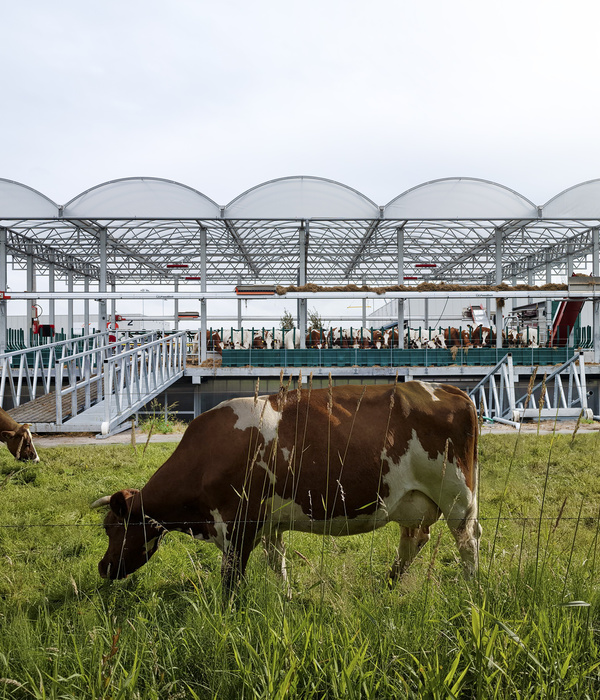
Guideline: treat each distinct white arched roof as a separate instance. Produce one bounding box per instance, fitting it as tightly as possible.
[3,173,600,286]
[63,177,220,219]
[542,179,600,219]
[224,176,380,219]
[0,179,59,218]
[383,177,537,220]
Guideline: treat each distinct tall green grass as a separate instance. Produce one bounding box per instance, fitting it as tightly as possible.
[0,432,599,698]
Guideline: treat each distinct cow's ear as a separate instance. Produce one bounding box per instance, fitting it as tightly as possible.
[0,430,15,443]
[109,488,140,519]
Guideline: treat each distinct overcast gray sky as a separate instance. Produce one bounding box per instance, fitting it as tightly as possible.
[3,0,600,208]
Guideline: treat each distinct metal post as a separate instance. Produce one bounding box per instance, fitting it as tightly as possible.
[567,243,574,279]
[495,228,503,349]
[0,229,6,354]
[99,228,108,337]
[49,261,55,329]
[397,226,404,348]
[545,252,553,345]
[174,276,179,331]
[298,221,307,349]
[200,226,207,363]
[67,270,74,338]
[110,281,116,338]
[237,276,242,328]
[593,228,600,362]
[84,277,90,334]
[27,246,36,345]
[362,276,367,327]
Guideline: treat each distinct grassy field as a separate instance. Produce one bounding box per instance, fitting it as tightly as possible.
[1,430,600,699]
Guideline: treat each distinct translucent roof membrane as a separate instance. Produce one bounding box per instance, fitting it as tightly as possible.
[63,177,220,219]
[542,179,600,219]
[0,179,58,218]
[384,178,537,220]
[225,176,380,219]
[1,175,600,286]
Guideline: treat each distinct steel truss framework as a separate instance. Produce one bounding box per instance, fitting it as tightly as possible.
[2,176,600,288]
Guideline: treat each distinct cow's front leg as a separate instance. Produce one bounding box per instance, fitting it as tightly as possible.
[220,534,255,601]
[263,532,292,598]
[448,514,481,579]
[388,526,431,584]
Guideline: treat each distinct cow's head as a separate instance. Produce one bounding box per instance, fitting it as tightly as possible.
[1,423,39,462]
[92,489,165,579]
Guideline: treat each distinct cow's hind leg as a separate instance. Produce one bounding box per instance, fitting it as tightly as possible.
[389,526,431,584]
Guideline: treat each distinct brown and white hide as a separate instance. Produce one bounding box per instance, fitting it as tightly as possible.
[93,382,480,597]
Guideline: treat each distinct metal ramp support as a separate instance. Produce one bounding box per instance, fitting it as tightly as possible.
[513,352,593,422]
[469,354,519,427]
[469,352,593,427]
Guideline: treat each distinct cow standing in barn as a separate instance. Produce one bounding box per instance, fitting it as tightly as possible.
[93,381,480,597]
[0,407,39,462]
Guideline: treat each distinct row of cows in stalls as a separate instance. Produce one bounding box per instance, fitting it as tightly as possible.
[192,324,542,353]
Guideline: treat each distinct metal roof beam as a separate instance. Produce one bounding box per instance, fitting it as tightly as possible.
[343,216,387,278]
[499,225,599,281]
[431,220,530,279]
[223,220,261,277]
[2,226,105,281]
[69,219,170,278]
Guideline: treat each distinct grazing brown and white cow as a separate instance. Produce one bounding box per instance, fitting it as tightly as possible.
[0,407,39,462]
[93,381,480,595]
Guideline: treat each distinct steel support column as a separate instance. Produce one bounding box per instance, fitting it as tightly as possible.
[397,226,404,348]
[593,228,600,362]
[49,262,55,328]
[495,228,503,349]
[27,246,36,345]
[68,270,74,337]
[98,229,108,335]
[174,277,179,331]
[298,221,307,348]
[200,226,207,362]
[0,229,6,354]
[84,277,90,334]
[110,282,116,337]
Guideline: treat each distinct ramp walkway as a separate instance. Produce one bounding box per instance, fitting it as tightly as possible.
[1,331,186,435]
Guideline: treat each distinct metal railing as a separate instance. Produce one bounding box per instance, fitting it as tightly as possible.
[513,352,592,421]
[53,331,163,427]
[189,325,588,368]
[100,331,186,435]
[0,331,112,409]
[469,354,518,426]
[469,352,593,427]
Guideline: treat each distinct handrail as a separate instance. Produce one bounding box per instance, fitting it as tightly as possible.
[54,332,161,426]
[101,331,186,435]
[0,331,112,409]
